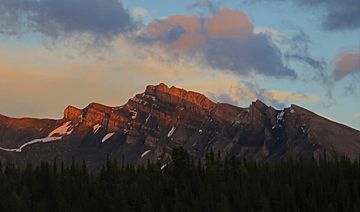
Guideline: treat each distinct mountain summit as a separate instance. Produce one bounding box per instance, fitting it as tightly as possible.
[0,83,359,169]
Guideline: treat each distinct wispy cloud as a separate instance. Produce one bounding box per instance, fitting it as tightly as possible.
[353,114,360,118]
[260,28,328,83]
[243,0,360,30]
[187,79,320,109]
[263,90,321,104]
[187,0,219,14]
[283,30,327,73]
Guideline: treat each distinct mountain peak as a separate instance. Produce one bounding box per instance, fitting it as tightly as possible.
[144,83,215,110]
[64,105,82,120]
[251,99,268,112]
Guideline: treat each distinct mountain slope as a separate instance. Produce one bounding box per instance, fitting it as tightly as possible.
[0,83,359,169]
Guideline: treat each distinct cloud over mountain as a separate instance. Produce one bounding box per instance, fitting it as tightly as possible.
[137,8,297,78]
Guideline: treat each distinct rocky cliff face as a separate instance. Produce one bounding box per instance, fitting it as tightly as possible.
[0,83,359,169]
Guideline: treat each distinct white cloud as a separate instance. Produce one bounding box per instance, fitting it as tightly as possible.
[131,7,149,19]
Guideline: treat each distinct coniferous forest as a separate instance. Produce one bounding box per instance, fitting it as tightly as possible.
[1,149,360,212]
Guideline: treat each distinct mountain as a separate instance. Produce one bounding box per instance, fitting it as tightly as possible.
[0,83,359,169]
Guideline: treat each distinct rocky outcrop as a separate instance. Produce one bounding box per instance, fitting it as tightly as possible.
[64,106,82,120]
[145,83,215,112]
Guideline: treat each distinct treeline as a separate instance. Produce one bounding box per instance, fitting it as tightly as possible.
[1,149,360,212]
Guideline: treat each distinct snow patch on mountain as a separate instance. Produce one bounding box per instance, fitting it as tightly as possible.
[129,109,137,120]
[112,106,123,110]
[102,133,115,143]
[93,124,101,133]
[168,126,176,137]
[131,97,148,105]
[161,164,167,170]
[145,114,151,124]
[277,111,285,121]
[0,136,62,153]
[48,121,73,137]
[0,121,74,152]
[141,150,151,158]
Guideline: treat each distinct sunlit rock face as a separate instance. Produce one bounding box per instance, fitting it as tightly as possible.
[145,83,215,111]
[0,83,360,170]
[64,106,82,120]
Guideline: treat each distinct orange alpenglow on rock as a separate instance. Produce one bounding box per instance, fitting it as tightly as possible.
[145,83,215,110]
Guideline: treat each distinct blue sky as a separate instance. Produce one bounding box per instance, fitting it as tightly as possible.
[0,0,359,129]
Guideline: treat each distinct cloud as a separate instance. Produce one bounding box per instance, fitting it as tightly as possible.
[263,90,320,104]
[185,79,320,109]
[353,114,360,118]
[243,0,360,30]
[187,0,218,14]
[191,80,262,106]
[0,0,136,41]
[256,28,329,86]
[333,49,360,80]
[244,84,321,109]
[283,30,326,72]
[131,7,149,19]
[137,8,297,78]
[184,80,287,108]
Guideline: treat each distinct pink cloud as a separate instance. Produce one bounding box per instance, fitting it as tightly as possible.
[167,16,204,51]
[333,50,360,80]
[353,114,360,118]
[138,8,296,78]
[205,8,253,40]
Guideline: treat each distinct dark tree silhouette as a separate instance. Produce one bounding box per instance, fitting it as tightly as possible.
[0,149,359,211]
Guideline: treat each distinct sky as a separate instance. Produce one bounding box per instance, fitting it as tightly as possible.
[0,0,359,129]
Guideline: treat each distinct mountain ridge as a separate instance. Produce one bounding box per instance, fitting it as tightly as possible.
[0,83,359,169]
